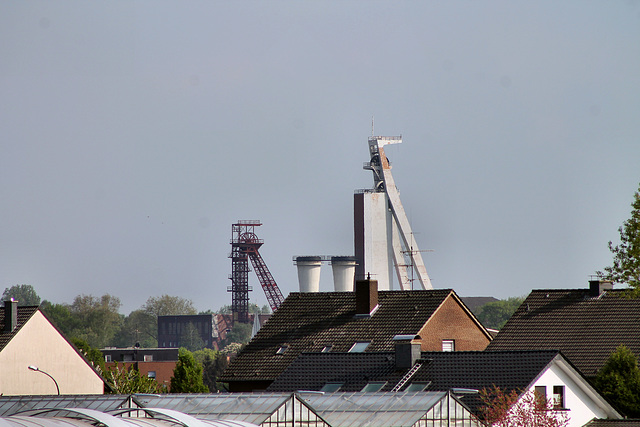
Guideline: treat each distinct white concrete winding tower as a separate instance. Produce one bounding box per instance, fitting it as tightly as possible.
[354,135,433,290]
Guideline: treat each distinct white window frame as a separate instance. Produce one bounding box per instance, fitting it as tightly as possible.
[442,340,455,352]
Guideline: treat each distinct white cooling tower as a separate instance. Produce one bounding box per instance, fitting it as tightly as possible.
[331,256,357,292]
[295,256,322,293]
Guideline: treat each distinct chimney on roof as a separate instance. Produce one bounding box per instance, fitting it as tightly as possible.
[355,275,378,316]
[394,335,421,369]
[3,299,18,333]
[589,279,613,297]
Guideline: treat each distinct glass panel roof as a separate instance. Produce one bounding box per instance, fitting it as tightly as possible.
[0,396,131,417]
[138,394,292,424]
[302,391,448,427]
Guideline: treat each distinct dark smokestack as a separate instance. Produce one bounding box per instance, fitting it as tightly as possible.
[3,299,18,333]
[355,275,378,316]
[394,335,421,369]
[589,280,613,297]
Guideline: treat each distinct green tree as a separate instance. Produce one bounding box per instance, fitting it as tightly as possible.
[115,309,157,348]
[105,362,164,394]
[40,301,79,337]
[143,295,197,317]
[170,348,208,393]
[475,297,525,330]
[180,322,205,352]
[69,294,124,348]
[2,284,41,306]
[193,348,228,392]
[599,183,640,295]
[593,345,640,417]
[222,322,253,348]
[71,337,105,374]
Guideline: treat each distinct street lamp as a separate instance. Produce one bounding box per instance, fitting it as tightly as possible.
[28,365,60,395]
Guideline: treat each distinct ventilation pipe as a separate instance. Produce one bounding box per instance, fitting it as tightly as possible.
[295,256,322,293]
[331,256,357,292]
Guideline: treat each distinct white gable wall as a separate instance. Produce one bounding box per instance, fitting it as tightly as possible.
[0,311,104,395]
[526,358,619,427]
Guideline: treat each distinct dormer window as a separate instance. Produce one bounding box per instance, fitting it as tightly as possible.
[349,341,370,353]
[276,345,288,355]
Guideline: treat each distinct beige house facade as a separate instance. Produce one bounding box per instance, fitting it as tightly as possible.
[0,303,104,395]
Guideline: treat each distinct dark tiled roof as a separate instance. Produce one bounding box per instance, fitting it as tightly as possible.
[221,289,454,382]
[0,305,39,352]
[268,350,560,414]
[485,289,640,376]
[268,352,397,392]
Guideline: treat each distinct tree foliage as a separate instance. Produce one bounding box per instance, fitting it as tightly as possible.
[180,322,205,352]
[143,295,197,317]
[115,309,157,348]
[71,337,105,374]
[475,297,524,330]
[599,183,640,294]
[593,345,640,417]
[222,322,253,348]
[2,284,41,306]
[193,348,228,392]
[68,294,124,349]
[105,362,164,394]
[477,386,569,427]
[170,348,208,393]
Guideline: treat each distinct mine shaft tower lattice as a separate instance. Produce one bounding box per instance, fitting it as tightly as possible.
[229,220,284,323]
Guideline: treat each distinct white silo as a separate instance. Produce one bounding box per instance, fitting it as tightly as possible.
[295,256,322,293]
[331,256,357,292]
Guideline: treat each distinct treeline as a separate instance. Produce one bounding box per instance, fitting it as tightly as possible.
[1,284,268,350]
[1,284,271,394]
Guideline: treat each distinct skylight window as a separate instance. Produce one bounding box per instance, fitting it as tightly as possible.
[361,381,386,392]
[405,382,430,392]
[349,341,370,353]
[321,345,333,353]
[320,382,343,392]
[276,345,288,355]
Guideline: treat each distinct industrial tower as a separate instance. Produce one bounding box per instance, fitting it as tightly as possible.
[354,135,433,290]
[229,220,284,323]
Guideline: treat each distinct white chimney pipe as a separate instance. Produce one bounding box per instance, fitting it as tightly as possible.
[295,256,322,293]
[331,256,357,292]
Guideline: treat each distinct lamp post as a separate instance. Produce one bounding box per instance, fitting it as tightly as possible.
[28,365,60,395]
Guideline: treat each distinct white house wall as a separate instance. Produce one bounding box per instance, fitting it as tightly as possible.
[0,311,104,395]
[528,360,619,427]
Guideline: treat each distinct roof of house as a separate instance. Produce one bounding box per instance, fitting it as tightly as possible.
[0,305,39,352]
[485,288,640,376]
[268,350,561,414]
[221,289,459,383]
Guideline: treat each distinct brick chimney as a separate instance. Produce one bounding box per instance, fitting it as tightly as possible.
[355,275,378,316]
[394,335,421,369]
[589,280,613,297]
[3,299,18,333]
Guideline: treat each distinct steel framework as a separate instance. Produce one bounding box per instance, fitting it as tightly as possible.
[363,136,433,290]
[228,220,284,323]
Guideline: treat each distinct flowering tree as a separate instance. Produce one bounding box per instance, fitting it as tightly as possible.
[477,386,569,427]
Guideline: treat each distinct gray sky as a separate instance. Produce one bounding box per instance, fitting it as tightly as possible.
[2,1,639,314]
